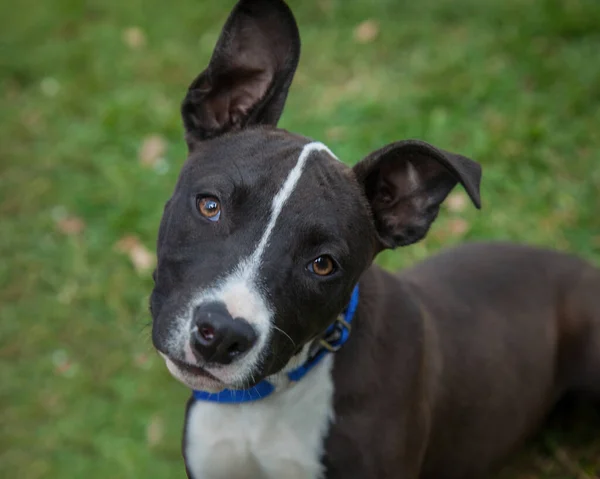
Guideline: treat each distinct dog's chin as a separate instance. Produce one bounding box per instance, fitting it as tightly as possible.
[158,343,309,393]
[161,355,227,392]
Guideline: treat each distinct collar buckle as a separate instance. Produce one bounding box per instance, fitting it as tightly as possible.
[319,313,353,353]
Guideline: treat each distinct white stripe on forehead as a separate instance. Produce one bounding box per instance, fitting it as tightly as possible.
[175,141,338,385]
[249,141,338,269]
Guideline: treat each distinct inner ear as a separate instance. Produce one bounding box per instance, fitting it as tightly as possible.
[182,0,301,143]
[371,156,458,209]
[355,140,482,250]
[364,157,456,247]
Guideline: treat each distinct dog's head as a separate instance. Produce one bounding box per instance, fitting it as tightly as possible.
[150,0,482,392]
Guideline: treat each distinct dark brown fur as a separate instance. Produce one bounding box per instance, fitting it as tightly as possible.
[324,242,600,478]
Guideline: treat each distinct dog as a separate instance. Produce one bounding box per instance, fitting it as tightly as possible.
[149,0,600,477]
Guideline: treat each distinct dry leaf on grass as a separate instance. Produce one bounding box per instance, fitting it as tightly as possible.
[52,349,78,378]
[40,77,60,97]
[430,218,471,242]
[146,415,164,447]
[134,353,152,370]
[139,134,167,168]
[354,20,380,44]
[56,215,86,236]
[445,192,468,213]
[57,282,78,305]
[447,218,470,236]
[42,393,63,414]
[123,26,146,49]
[317,0,334,13]
[552,448,594,479]
[21,110,43,130]
[325,126,346,141]
[115,235,155,274]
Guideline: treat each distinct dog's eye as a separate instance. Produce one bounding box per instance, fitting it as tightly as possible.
[308,255,336,276]
[196,196,221,221]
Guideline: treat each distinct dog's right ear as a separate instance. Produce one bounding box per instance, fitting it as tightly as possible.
[353,140,482,252]
[181,0,300,144]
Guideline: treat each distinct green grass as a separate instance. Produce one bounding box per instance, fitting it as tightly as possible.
[1,0,599,477]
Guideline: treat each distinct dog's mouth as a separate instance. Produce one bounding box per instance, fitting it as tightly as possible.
[154,334,302,392]
[168,357,218,380]
[159,353,227,392]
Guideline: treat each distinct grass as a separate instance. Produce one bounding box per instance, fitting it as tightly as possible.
[1,0,599,477]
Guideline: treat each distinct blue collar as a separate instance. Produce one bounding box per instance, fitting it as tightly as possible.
[193,285,360,404]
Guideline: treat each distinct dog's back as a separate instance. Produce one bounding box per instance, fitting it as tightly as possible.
[399,242,600,477]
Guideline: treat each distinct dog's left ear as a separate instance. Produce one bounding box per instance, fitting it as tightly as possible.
[181,0,301,144]
[353,139,482,250]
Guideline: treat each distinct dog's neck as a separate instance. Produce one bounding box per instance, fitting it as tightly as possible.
[266,342,316,388]
[184,355,336,479]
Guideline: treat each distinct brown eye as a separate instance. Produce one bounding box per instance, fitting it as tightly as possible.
[196,196,221,221]
[309,255,335,276]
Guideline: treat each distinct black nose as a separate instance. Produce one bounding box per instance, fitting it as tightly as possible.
[191,302,257,365]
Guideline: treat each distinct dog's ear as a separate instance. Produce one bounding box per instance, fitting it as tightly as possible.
[353,140,482,250]
[181,0,300,144]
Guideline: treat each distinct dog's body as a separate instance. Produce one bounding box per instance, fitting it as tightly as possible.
[325,243,600,479]
[149,1,600,477]
[181,243,600,479]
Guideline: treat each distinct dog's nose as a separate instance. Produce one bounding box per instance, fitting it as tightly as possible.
[191,302,257,365]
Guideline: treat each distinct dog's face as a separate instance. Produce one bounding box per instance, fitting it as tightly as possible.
[151,0,482,392]
[151,130,375,390]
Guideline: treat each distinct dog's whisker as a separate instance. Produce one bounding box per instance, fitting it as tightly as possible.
[272,325,295,348]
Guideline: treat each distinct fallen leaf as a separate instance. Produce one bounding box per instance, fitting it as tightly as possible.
[552,447,594,479]
[20,110,43,130]
[56,215,85,236]
[5,81,20,100]
[52,349,78,377]
[123,26,146,49]
[116,235,155,273]
[134,353,152,370]
[146,415,164,447]
[57,282,78,304]
[354,20,379,44]
[56,361,73,375]
[115,235,138,252]
[40,77,60,97]
[484,109,507,133]
[447,218,470,236]
[51,205,67,220]
[139,134,167,168]
[42,393,64,414]
[325,126,346,141]
[130,247,155,273]
[577,147,590,158]
[317,0,334,13]
[445,192,468,213]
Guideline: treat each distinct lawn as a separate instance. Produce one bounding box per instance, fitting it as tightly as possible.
[1,0,599,477]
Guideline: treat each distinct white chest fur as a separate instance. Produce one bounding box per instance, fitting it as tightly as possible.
[184,356,335,479]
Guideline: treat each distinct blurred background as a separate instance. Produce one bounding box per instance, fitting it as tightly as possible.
[1,0,599,477]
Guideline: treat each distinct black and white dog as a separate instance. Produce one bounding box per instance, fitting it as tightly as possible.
[150,1,600,477]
